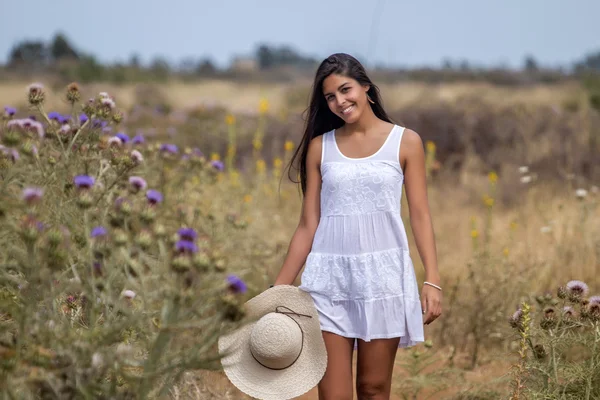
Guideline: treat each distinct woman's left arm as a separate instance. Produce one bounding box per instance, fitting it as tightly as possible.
[401,129,442,325]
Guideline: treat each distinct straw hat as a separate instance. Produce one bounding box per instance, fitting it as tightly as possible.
[218,285,327,400]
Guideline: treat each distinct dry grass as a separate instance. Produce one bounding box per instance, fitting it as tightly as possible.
[0,79,584,116]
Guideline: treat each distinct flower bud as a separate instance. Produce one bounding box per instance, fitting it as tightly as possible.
[65,82,80,104]
[153,224,167,238]
[76,192,93,209]
[113,229,128,246]
[192,252,211,270]
[27,83,45,105]
[46,228,64,247]
[2,130,20,147]
[171,256,191,273]
[214,258,226,272]
[82,101,95,118]
[140,208,156,224]
[20,140,37,157]
[112,110,124,124]
[135,230,153,250]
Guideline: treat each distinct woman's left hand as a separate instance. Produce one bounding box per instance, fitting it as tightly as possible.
[421,285,442,325]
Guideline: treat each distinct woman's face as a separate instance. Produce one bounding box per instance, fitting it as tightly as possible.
[322,73,369,124]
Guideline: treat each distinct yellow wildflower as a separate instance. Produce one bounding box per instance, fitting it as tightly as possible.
[483,195,494,207]
[259,99,269,115]
[244,194,253,203]
[211,153,220,161]
[253,138,263,150]
[256,159,266,174]
[503,248,510,257]
[426,140,436,153]
[471,229,479,238]
[225,114,236,126]
[273,157,283,169]
[284,141,294,152]
[488,171,498,184]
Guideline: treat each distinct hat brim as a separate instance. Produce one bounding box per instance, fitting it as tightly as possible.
[218,285,327,400]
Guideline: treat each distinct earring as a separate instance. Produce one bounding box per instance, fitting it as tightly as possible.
[367,94,375,104]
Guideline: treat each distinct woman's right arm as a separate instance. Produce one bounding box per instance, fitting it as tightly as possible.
[273,135,322,286]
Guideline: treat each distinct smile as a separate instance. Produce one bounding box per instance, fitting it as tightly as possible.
[341,105,354,115]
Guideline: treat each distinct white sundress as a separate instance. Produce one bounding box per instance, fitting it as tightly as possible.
[298,124,424,348]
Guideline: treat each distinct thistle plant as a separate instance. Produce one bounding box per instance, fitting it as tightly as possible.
[0,83,257,398]
[507,280,600,399]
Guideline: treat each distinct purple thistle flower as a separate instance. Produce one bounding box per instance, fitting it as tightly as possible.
[4,106,16,116]
[6,119,23,129]
[227,275,247,294]
[509,308,523,330]
[128,176,147,191]
[566,280,589,298]
[57,115,70,125]
[210,160,224,171]
[159,144,178,154]
[74,175,95,189]
[178,228,197,241]
[107,136,122,147]
[132,134,145,144]
[192,147,204,157]
[146,189,163,205]
[116,132,130,144]
[562,306,576,318]
[22,187,44,204]
[589,296,600,306]
[175,240,198,254]
[79,113,89,124]
[5,148,20,162]
[130,150,143,163]
[91,226,107,238]
[91,119,107,129]
[48,111,61,121]
[31,121,45,138]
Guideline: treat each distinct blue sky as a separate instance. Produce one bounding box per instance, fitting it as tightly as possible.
[0,0,598,70]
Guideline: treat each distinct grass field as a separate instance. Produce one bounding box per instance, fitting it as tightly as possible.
[0,78,598,399]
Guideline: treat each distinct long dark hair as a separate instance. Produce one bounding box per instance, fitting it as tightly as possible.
[286,53,393,196]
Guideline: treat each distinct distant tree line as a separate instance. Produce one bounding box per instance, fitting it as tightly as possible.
[3,32,600,85]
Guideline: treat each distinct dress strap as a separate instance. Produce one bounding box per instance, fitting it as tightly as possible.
[320,130,343,163]
[376,125,405,164]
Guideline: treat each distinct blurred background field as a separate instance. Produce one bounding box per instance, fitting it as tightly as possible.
[1,1,600,399]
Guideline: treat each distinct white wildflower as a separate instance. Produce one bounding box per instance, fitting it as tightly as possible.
[518,166,529,174]
[520,175,532,184]
[91,352,104,369]
[122,289,136,299]
[575,188,588,199]
[540,226,552,234]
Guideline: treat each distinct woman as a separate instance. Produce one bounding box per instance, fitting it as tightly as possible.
[274,53,442,400]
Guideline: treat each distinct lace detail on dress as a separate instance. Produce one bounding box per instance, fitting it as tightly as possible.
[321,162,403,216]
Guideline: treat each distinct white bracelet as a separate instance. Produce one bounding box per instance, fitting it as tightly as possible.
[424,281,442,291]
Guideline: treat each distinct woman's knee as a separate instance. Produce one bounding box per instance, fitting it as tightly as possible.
[356,378,389,399]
